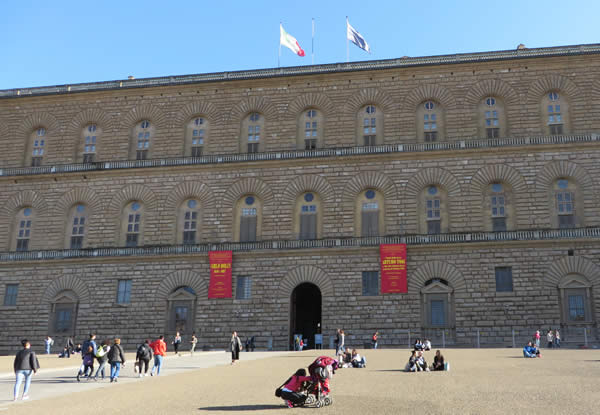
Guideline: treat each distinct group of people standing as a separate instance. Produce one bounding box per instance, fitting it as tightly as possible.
[533,329,561,348]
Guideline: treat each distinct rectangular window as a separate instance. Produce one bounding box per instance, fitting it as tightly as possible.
[174,305,188,332]
[116,280,132,304]
[16,239,29,252]
[495,267,513,292]
[424,132,437,142]
[492,217,507,232]
[31,157,42,167]
[299,212,317,240]
[126,233,138,247]
[55,308,72,333]
[559,215,575,229]
[361,209,379,237]
[486,128,500,138]
[183,230,196,245]
[136,150,148,160]
[70,235,84,249]
[430,300,446,326]
[82,153,95,163]
[568,295,585,321]
[427,220,441,234]
[3,284,18,306]
[236,276,252,300]
[240,215,257,242]
[549,124,563,135]
[363,135,376,146]
[362,271,379,296]
[191,146,203,157]
[247,143,259,153]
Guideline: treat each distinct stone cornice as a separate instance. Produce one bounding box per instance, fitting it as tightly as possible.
[1,227,599,263]
[1,133,597,178]
[1,43,599,99]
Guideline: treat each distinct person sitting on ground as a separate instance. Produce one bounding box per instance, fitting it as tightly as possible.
[423,339,432,351]
[523,341,541,358]
[416,351,429,371]
[406,350,419,372]
[279,368,312,408]
[74,343,82,354]
[351,349,366,368]
[432,350,445,371]
[414,339,424,351]
[58,347,69,358]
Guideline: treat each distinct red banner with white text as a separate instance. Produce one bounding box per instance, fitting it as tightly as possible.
[380,244,407,294]
[208,251,233,299]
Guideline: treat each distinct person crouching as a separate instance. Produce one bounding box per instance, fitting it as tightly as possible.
[280,368,312,408]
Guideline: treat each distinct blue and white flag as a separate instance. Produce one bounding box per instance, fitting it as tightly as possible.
[346,20,371,54]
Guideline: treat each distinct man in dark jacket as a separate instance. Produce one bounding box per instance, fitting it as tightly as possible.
[135,340,153,377]
[13,339,40,401]
[107,338,126,382]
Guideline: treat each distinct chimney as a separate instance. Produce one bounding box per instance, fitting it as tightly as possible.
[516,44,526,50]
[128,76,135,80]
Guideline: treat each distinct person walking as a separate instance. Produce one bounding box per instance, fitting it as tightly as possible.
[107,338,125,383]
[230,331,242,364]
[44,336,54,355]
[372,331,379,349]
[338,329,346,354]
[94,340,110,381]
[554,329,561,348]
[13,339,40,401]
[65,337,74,358]
[190,332,198,357]
[136,340,153,377]
[546,329,554,348]
[172,332,182,356]
[77,334,97,381]
[150,335,167,376]
[334,329,340,355]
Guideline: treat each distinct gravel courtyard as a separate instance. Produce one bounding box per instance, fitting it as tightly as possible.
[1,348,599,414]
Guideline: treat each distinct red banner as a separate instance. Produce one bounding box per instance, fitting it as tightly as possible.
[208,251,233,299]
[380,244,407,294]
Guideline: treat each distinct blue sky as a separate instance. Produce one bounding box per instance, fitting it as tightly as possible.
[0,0,598,89]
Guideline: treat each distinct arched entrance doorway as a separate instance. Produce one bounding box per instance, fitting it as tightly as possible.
[290,283,321,350]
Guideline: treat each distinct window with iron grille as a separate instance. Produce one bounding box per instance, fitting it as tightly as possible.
[31,128,45,166]
[547,92,563,135]
[3,284,18,306]
[182,200,199,245]
[16,208,32,252]
[362,271,379,296]
[363,105,376,146]
[556,191,575,229]
[116,280,132,304]
[126,202,142,247]
[495,267,513,292]
[236,276,252,300]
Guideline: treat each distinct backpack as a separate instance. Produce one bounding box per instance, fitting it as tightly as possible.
[137,344,149,359]
[95,346,106,358]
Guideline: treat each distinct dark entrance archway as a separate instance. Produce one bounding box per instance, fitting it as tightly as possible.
[290,283,322,350]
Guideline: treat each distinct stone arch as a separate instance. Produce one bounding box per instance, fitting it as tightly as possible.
[406,168,461,198]
[228,96,278,123]
[121,104,167,130]
[287,93,335,119]
[174,101,222,126]
[526,74,582,105]
[0,190,49,219]
[18,112,60,138]
[536,160,594,191]
[464,79,520,107]
[221,177,275,210]
[107,184,158,216]
[342,171,398,203]
[403,84,457,111]
[408,261,467,296]
[344,88,395,115]
[43,275,90,304]
[544,256,600,291]
[281,175,336,206]
[55,187,103,218]
[165,181,216,213]
[278,266,334,299]
[155,270,208,299]
[469,164,528,195]
[67,108,114,137]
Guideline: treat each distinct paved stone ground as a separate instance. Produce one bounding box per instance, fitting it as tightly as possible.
[1,348,599,414]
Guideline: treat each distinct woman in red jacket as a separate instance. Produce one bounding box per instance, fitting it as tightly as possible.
[149,335,167,376]
[280,369,312,408]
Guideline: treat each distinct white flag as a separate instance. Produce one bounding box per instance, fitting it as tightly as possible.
[347,20,371,54]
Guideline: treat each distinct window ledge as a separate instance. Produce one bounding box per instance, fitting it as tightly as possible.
[495,291,514,297]
[114,303,131,308]
[1,305,17,310]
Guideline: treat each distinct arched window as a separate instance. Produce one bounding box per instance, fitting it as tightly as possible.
[485,182,515,232]
[122,201,144,247]
[419,185,448,234]
[355,189,384,237]
[14,207,33,251]
[297,109,323,150]
[479,97,506,139]
[235,195,262,242]
[241,113,264,153]
[30,127,46,166]
[132,120,153,160]
[417,101,445,142]
[66,204,88,249]
[421,279,454,329]
[179,199,200,245]
[295,192,321,240]
[552,179,580,229]
[185,117,208,157]
[541,92,569,135]
[81,124,100,163]
[167,286,196,335]
[558,274,594,325]
[356,104,384,146]
[50,290,78,335]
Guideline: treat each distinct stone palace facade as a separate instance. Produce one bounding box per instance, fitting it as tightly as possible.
[1,44,600,353]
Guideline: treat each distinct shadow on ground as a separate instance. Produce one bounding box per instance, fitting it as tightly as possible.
[199,404,283,411]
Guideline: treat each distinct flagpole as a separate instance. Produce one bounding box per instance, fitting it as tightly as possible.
[312,18,315,65]
[278,22,282,68]
[346,16,349,63]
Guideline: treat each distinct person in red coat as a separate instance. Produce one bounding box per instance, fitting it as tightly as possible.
[149,335,167,376]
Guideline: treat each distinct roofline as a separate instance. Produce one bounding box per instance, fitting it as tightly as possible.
[2,43,600,99]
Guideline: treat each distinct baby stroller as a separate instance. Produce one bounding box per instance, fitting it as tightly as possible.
[305,356,337,407]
